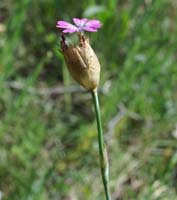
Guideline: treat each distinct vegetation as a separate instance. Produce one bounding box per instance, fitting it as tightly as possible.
[0,0,177,199]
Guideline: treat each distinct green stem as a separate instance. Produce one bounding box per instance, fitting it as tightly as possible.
[91,90,111,200]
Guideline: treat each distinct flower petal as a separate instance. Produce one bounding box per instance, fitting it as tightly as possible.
[56,20,78,33]
[56,21,75,28]
[73,18,88,27]
[85,20,102,29]
[80,18,88,26]
[63,28,78,33]
[82,26,98,32]
[73,18,81,26]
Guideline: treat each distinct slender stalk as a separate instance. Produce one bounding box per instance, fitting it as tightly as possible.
[91,90,111,200]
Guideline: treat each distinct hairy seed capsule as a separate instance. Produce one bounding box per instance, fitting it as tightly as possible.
[61,35,100,91]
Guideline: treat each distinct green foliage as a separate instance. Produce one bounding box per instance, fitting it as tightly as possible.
[0,0,177,199]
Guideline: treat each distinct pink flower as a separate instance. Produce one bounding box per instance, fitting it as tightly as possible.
[56,18,102,33]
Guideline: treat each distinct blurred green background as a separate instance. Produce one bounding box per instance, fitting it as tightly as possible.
[0,0,177,199]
